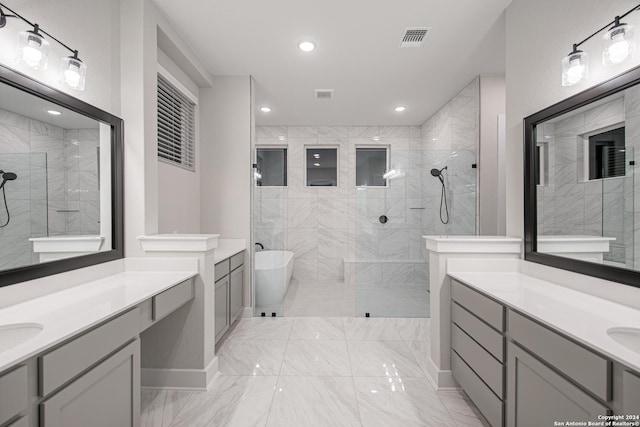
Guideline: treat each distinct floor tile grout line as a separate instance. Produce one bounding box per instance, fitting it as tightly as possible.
[262,317,294,427]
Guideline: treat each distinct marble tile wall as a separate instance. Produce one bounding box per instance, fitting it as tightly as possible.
[537,94,635,266]
[0,107,100,269]
[254,78,479,293]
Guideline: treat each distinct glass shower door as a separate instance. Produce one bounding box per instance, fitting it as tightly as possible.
[252,147,287,317]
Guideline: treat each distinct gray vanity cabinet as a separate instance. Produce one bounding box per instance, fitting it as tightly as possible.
[0,365,27,426]
[507,341,609,427]
[214,275,230,342]
[623,370,640,413]
[229,264,244,325]
[451,280,506,427]
[40,340,140,427]
[214,250,245,344]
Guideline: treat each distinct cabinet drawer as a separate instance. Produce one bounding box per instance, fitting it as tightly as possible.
[39,308,139,397]
[452,324,504,398]
[451,280,504,332]
[0,365,27,425]
[153,279,194,321]
[452,302,504,362]
[214,260,230,282]
[230,251,244,271]
[452,352,503,427]
[508,310,611,401]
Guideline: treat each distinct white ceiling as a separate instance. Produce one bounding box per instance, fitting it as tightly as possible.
[152,0,511,126]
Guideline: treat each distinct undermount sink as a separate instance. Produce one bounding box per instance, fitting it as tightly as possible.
[607,327,640,354]
[0,323,43,353]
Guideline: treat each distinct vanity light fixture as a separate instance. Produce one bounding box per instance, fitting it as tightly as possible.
[562,3,640,86]
[394,106,407,112]
[260,106,271,113]
[0,2,87,90]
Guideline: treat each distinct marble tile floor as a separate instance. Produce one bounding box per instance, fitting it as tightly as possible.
[282,278,430,318]
[141,316,488,427]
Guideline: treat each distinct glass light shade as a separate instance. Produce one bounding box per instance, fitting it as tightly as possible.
[60,56,87,91]
[16,30,49,69]
[603,23,635,65]
[562,50,589,86]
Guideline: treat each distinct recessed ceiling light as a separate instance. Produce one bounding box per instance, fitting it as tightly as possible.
[260,106,271,113]
[298,41,316,52]
[47,110,61,115]
[394,106,407,112]
[313,162,320,167]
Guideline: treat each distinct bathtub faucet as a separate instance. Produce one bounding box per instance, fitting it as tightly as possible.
[255,242,264,250]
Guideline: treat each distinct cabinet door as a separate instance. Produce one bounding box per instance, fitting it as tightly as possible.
[40,339,140,427]
[215,276,230,343]
[507,342,609,427]
[623,370,640,413]
[230,266,244,325]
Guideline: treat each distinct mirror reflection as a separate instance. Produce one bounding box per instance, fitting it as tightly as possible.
[0,82,112,270]
[535,87,638,269]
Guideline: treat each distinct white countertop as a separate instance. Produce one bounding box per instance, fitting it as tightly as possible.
[213,239,247,263]
[0,269,197,373]
[448,269,640,372]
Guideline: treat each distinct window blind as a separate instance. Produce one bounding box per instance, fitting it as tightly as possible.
[157,73,195,171]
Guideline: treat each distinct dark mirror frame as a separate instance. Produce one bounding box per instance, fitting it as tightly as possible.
[524,65,640,288]
[0,65,124,287]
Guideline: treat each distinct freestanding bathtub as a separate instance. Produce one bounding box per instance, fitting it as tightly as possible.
[254,250,294,310]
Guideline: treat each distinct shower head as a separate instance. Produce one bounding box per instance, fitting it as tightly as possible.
[0,171,17,190]
[430,166,447,177]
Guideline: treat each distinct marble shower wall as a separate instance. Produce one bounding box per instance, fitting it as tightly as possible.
[0,107,100,269]
[254,79,479,283]
[536,94,635,266]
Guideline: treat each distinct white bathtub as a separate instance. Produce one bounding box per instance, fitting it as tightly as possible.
[254,250,294,309]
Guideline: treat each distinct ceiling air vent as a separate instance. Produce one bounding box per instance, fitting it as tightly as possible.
[315,89,334,99]
[399,27,430,48]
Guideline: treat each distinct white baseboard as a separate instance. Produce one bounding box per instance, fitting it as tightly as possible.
[141,356,219,391]
[426,357,459,390]
[242,307,253,318]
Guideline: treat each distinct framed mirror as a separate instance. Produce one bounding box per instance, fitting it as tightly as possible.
[0,65,123,287]
[524,66,640,288]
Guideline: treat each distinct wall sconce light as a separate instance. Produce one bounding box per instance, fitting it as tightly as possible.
[0,2,87,91]
[562,4,640,86]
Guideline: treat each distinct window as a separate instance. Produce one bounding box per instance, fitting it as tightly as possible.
[157,73,196,171]
[306,147,337,186]
[256,148,287,186]
[587,126,625,180]
[356,147,388,186]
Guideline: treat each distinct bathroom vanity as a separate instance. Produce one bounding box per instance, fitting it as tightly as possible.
[214,250,245,343]
[0,267,196,427]
[448,270,640,427]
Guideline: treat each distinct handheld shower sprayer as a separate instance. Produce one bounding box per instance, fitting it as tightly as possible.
[0,170,18,227]
[0,171,17,190]
[429,166,449,224]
